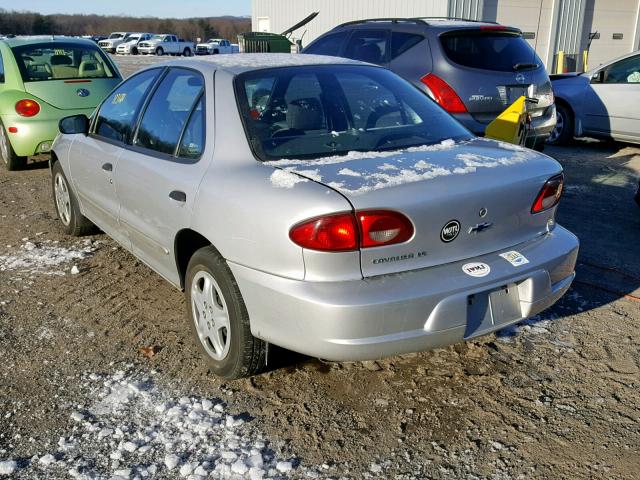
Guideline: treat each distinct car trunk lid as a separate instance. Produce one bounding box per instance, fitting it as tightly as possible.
[270,138,562,277]
[23,78,120,110]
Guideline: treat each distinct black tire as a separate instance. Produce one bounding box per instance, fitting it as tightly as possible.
[547,103,573,146]
[156,47,164,56]
[185,246,266,379]
[183,48,192,57]
[0,121,27,171]
[131,47,138,55]
[51,161,95,236]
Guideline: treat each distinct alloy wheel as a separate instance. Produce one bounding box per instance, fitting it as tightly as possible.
[191,271,231,361]
[54,173,72,226]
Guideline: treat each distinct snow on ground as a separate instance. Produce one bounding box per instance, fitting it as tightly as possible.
[0,239,97,276]
[1,368,311,479]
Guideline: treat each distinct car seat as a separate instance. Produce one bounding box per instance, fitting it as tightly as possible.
[50,55,78,78]
[272,97,326,138]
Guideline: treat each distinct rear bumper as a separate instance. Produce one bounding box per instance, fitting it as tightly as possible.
[1,108,96,157]
[230,225,579,361]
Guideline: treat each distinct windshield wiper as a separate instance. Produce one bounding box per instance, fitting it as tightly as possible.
[513,62,540,71]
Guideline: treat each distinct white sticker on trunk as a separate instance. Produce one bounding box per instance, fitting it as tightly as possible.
[462,262,491,277]
[499,251,530,267]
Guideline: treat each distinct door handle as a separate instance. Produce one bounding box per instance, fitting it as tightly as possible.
[101,163,113,172]
[169,190,187,203]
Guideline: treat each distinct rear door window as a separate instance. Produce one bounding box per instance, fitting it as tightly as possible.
[94,68,161,143]
[440,31,539,72]
[343,30,389,65]
[391,32,424,59]
[603,55,640,83]
[303,31,349,56]
[133,68,205,157]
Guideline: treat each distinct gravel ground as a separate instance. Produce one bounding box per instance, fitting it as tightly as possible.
[0,54,639,479]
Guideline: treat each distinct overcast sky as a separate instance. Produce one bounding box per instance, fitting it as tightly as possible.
[8,0,252,18]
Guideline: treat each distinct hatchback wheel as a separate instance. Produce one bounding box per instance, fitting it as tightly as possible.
[0,122,27,171]
[547,103,573,146]
[156,47,164,56]
[51,161,95,236]
[186,246,266,379]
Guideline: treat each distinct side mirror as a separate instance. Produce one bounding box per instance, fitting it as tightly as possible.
[591,70,605,83]
[59,114,89,135]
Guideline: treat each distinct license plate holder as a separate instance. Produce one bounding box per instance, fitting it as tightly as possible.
[464,284,522,339]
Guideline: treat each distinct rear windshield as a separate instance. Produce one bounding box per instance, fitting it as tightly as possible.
[235,65,470,161]
[441,31,540,72]
[12,42,118,82]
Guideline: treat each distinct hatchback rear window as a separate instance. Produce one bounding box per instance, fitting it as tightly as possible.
[235,65,470,161]
[12,42,117,82]
[440,31,540,72]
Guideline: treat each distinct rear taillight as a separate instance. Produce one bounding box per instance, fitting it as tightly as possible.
[420,73,467,114]
[358,210,414,248]
[15,99,40,117]
[289,210,413,252]
[532,174,564,214]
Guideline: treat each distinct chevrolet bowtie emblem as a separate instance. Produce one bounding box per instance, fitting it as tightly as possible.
[468,222,493,234]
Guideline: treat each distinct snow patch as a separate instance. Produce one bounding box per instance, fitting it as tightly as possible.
[338,168,362,177]
[269,169,308,189]
[0,240,96,276]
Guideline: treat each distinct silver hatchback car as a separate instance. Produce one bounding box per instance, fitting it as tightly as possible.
[51,54,579,379]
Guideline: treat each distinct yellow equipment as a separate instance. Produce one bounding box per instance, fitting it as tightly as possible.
[484,95,530,146]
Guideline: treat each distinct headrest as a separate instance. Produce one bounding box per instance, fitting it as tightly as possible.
[286,97,324,131]
[51,55,72,66]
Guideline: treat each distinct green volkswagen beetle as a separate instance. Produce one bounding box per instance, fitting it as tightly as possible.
[0,36,121,170]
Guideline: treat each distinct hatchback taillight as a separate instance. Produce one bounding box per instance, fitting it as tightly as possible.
[420,73,467,114]
[15,99,40,117]
[290,210,413,252]
[531,174,564,213]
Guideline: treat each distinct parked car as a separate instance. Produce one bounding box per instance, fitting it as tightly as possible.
[0,36,121,170]
[50,54,578,379]
[195,38,239,55]
[116,33,154,55]
[82,35,108,44]
[302,18,556,150]
[137,34,194,56]
[549,50,640,145]
[98,32,133,53]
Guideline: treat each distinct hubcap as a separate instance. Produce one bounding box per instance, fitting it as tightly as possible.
[54,173,72,226]
[548,110,564,143]
[0,127,9,164]
[191,271,230,361]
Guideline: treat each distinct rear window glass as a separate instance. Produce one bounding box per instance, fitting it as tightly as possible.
[303,32,349,56]
[391,32,424,59]
[11,42,118,82]
[235,65,470,161]
[440,32,540,72]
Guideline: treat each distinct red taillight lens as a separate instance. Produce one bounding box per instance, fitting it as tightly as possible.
[420,73,467,114]
[289,213,359,252]
[358,210,414,248]
[531,174,564,214]
[290,210,414,252]
[15,99,40,117]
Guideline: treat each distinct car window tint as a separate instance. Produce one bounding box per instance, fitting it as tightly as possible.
[441,32,540,72]
[343,30,388,65]
[178,97,205,159]
[134,68,204,156]
[391,32,424,59]
[604,55,640,83]
[95,68,160,143]
[304,31,349,56]
[0,50,4,83]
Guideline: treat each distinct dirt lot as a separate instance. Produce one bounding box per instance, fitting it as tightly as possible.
[0,55,639,479]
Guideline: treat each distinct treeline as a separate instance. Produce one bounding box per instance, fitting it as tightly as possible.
[0,9,251,41]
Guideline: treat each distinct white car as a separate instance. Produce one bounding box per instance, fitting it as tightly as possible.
[195,38,239,55]
[138,34,194,56]
[116,33,154,55]
[98,32,133,53]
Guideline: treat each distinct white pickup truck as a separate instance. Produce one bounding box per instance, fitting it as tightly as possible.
[195,38,239,55]
[137,34,194,56]
[115,33,154,55]
[98,32,133,53]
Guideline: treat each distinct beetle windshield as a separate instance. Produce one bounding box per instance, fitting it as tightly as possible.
[12,42,118,82]
[235,65,471,161]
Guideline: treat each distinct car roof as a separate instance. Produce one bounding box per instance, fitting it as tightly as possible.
[154,53,366,75]
[0,35,97,48]
[333,17,510,32]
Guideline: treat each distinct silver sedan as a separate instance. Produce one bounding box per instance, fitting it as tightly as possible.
[51,54,579,379]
